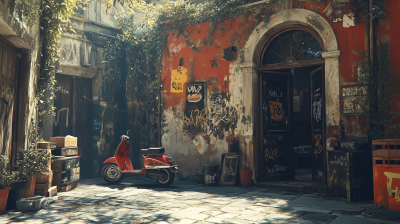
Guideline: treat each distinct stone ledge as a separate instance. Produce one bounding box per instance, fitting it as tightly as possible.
[0,2,37,49]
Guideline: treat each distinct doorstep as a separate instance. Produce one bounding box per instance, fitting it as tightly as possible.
[255,179,327,195]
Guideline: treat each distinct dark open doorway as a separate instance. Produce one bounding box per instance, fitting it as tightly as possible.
[259,65,325,182]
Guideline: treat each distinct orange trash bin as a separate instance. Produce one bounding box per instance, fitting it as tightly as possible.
[372,139,400,211]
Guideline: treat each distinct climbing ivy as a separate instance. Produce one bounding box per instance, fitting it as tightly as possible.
[102,0,284,145]
[358,42,400,139]
[349,0,387,24]
[14,0,78,119]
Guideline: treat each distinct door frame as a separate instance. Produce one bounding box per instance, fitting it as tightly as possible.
[310,66,326,183]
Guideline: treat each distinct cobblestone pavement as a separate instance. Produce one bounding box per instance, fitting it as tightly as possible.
[0,176,399,224]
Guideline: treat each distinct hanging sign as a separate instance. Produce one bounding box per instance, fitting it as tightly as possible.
[170,67,187,93]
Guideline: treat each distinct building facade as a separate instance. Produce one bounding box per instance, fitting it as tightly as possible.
[0,0,41,170]
[159,0,400,182]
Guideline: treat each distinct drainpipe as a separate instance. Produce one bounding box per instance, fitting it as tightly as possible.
[369,0,374,65]
[364,9,370,61]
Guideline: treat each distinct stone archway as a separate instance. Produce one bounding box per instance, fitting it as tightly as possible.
[239,8,340,178]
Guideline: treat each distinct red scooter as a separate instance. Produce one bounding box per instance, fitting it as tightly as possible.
[102,131,178,185]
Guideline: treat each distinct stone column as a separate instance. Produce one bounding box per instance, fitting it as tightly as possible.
[240,62,258,181]
[322,50,341,150]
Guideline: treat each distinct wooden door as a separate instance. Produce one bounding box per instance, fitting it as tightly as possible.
[54,74,92,178]
[260,72,294,181]
[53,74,74,136]
[310,66,326,183]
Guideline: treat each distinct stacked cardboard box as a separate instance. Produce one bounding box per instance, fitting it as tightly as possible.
[35,142,57,197]
[50,136,79,192]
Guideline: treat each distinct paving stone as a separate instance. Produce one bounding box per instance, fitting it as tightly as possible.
[214,213,240,219]
[206,217,253,224]
[329,215,391,224]
[235,214,267,221]
[302,214,338,223]
[176,219,198,224]
[201,210,222,216]
[187,214,209,220]
[264,213,293,221]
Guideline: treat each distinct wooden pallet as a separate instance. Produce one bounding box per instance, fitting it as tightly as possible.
[58,181,78,192]
[34,182,57,197]
[36,172,53,184]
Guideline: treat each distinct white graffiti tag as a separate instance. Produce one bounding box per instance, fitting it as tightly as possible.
[330,156,347,166]
[384,172,400,201]
[313,99,322,122]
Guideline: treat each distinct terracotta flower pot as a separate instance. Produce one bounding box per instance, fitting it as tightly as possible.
[0,188,9,213]
[240,169,252,188]
[23,175,36,198]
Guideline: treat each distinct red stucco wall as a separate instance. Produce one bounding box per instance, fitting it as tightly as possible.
[160,0,400,178]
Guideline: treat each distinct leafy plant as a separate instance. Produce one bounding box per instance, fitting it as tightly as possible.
[358,42,400,139]
[0,156,18,189]
[349,0,387,24]
[14,149,52,181]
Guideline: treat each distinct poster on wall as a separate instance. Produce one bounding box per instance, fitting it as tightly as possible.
[183,82,207,132]
[170,67,188,93]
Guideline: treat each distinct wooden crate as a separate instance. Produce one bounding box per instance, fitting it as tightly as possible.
[36,172,53,184]
[51,156,80,172]
[53,169,80,185]
[50,137,77,148]
[48,186,57,197]
[37,142,57,149]
[34,182,52,196]
[58,181,78,192]
[52,147,78,156]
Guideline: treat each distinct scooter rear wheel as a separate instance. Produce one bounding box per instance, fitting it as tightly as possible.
[102,163,124,184]
[157,169,175,186]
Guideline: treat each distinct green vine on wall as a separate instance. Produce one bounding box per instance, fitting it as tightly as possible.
[349,0,387,24]
[358,42,400,139]
[14,0,78,152]
[101,0,284,145]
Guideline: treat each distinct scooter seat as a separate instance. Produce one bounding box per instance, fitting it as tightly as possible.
[140,147,165,155]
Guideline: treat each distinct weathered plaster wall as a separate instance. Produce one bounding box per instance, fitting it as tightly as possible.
[0,0,41,170]
[161,20,251,180]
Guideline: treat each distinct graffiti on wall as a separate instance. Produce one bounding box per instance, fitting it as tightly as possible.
[329,155,347,166]
[183,82,207,131]
[0,84,14,157]
[384,172,400,201]
[314,135,322,160]
[54,108,70,127]
[269,101,284,121]
[264,147,282,162]
[207,92,238,139]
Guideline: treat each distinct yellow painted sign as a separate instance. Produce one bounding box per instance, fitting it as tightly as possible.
[171,67,187,93]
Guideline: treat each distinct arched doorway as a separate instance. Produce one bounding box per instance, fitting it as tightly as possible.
[258,26,326,182]
[240,8,340,184]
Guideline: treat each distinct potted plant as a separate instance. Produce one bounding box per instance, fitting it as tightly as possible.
[14,149,51,198]
[0,155,17,213]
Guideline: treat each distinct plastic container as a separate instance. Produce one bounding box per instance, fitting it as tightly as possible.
[240,170,252,188]
[195,169,204,184]
[203,164,219,186]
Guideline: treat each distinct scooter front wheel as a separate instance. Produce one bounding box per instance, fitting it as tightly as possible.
[157,169,175,186]
[102,163,124,184]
